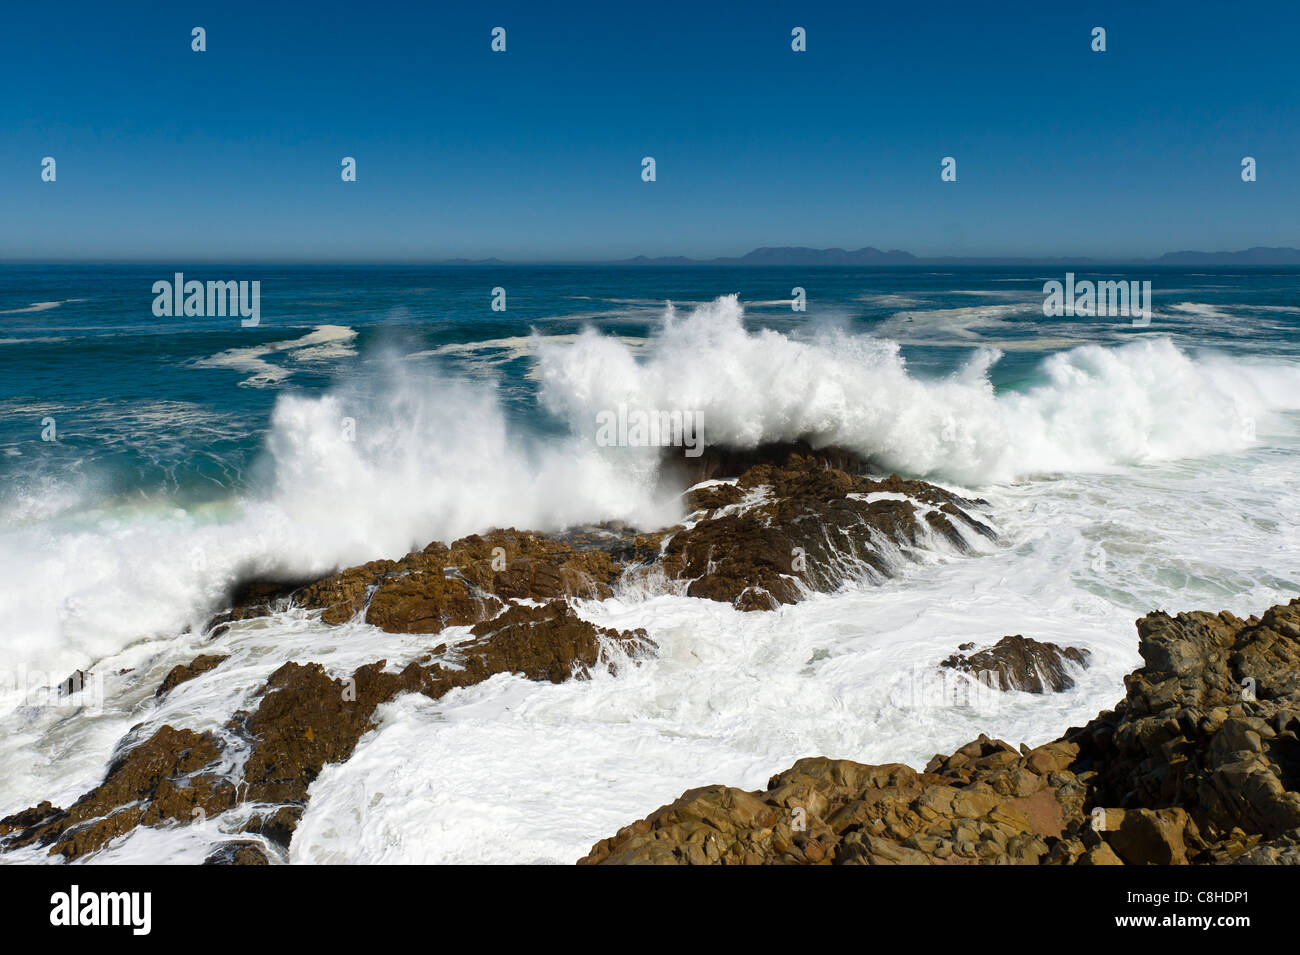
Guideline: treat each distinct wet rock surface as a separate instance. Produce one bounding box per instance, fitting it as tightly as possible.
[203,448,993,622]
[156,654,229,698]
[0,726,234,861]
[645,450,994,611]
[581,599,1300,865]
[215,528,624,634]
[18,445,1225,867]
[941,635,1090,693]
[1,599,650,860]
[203,840,271,865]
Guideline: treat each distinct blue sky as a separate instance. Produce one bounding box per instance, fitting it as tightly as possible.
[2,0,1297,261]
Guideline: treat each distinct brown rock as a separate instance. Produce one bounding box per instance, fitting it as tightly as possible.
[647,450,994,611]
[203,841,271,865]
[364,571,501,634]
[4,593,655,860]
[1104,808,1196,865]
[155,654,229,698]
[0,725,224,860]
[581,599,1300,866]
[237,660,419,806]
[941,634,1090,693]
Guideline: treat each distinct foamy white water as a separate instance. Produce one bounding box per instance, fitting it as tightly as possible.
[536,295,1297,483]
[3,296,1300,863]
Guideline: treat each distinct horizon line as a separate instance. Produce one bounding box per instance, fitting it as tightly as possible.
[4,245,1300,269]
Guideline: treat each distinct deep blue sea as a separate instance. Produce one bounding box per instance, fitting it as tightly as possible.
[3,264,1300,862]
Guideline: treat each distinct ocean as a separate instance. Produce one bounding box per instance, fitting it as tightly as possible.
[2,264,1299,863]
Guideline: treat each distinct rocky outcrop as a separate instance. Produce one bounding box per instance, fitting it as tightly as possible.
[0,726,235,861]
[1064,602,1300,857]
[941,635,1090,693]
[156,654,229,698]
[203,448,993,625]
[650,455,993,611]
[212,529,624,634]
[580,739,1088,865]
[0,446,1006,865]
[203,841,270,865]
[581,599,1300,865]
[0,599,650,860]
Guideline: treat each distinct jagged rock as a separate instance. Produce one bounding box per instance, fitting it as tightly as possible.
[210,529,622,634]
[1102,808,1201,865]
[292,559,395,625]
[440,530,620,600]
[364,570,502,634]
[647,451,993,611]
[241,806,302,847]
[941,635,1090,693]
[683,482,746,512]
[205,449,991,626]
[1065,602,1300,845]
[0,725,231,860]
[0,801,63,840]
[2,596,651,860]
[1079,842,1124,865]
[156,654,229,698]
[579,746,1078,866]
[203,841,270,865]
[235,660,417,806]
[581,599,1300,865]
[448,600,652,684]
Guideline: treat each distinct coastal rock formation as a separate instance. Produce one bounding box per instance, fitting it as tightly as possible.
[0,599,650,860]
[0,726,235,861]
[203,841,271,865]
[156,653,229,698]
[941,635,1090,693]
[202,447,994,625]
[580,599,1300,865]
[1066,602,1300,857]
[214,529,623,634]
[646,454,994,611]
[579,740,1088,865]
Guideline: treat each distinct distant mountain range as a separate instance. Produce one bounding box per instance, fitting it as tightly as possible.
[1154,247,1300,265]
[438,246,1300,267]
[613,246,1300,267]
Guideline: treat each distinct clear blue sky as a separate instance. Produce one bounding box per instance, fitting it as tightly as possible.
[2,0,1297,262]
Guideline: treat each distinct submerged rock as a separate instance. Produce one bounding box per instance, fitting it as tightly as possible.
[580,599,1300,865]
[941,635,1090,693]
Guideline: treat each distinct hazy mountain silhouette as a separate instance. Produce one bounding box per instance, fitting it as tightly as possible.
[600,246,1300,267]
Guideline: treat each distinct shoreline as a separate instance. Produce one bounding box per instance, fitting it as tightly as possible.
[582,600,1300,864]
[1,447,1295,864]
